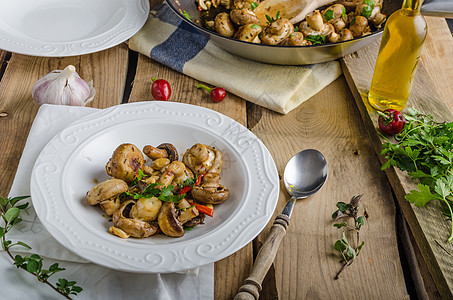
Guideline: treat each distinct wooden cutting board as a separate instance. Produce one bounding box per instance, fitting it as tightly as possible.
[341,17,453,299]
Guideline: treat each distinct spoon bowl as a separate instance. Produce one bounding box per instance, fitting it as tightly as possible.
[284,149,328,199]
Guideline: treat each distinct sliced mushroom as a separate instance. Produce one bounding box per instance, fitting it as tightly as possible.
[109,226,130,239]
[221,0,233,9]
[178,199,199,224]
[215,12,236,38]
[113,200,158,238]
[129,197,162,222]
[158,202,185,237]
[230,9,261,26]
[184,214,206,228]
[109,143,144,183]
[99,195,121,216]
[86,179,128,206]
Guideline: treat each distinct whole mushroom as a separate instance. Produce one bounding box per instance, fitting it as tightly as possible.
[86,179,128,206]
[230,9,261,26]
[183,143,223,175]
[191,172,230,204]
[215,12,236,38]
[281,32,312,46]
[107,143,144,183]
[300,10,335,38]
[234,24,262,43]
[261,18,294,45]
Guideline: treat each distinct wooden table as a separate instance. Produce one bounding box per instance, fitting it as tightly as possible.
[1,4,452,298]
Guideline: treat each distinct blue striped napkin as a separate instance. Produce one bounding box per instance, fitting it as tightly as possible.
[129,3,342,114]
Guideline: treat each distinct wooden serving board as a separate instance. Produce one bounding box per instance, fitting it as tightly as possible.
[341,17,453,299]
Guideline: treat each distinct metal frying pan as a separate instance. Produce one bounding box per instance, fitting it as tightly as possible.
[166,0,449,65]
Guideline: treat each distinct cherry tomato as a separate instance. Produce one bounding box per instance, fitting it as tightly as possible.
[378,109,406,135]
[151,78,171,101]
[197,84,226,103]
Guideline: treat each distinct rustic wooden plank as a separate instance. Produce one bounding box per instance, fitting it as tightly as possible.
[128,53,251,300]
[249,76,408,299]
[0,45,129,197]
[341,18,453,299]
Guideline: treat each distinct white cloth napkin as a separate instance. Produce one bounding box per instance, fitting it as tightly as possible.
[1,104,214,300]
[128,3,342,114]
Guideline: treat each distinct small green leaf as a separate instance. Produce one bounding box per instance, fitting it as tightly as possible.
[358,241,365,251]
[346,245,356,259]
[336,202,349,213]
[405,184,438,207]
[4,207,20,223]
[0,196,7,207]
[333,222,348,228]
[16,241,31,250]
[357,216,364,228]
[334,240,347,252]
[250,1,258,11]
[182,10,192,21]
[324,9,334,21]
[26,259,39,273]
[10,196,30,206]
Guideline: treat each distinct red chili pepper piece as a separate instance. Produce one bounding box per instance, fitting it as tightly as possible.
[193,203,213,217]
[178,185,192,195]
[377,109,406,135]
[195,172,208,186]
[196,84,226,103]
[151,78,171,101]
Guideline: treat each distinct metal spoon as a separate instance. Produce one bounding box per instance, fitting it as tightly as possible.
[234,149,328,300]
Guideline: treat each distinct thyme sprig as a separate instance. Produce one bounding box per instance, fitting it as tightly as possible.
[332,195,366,279]
[1,195,82,299]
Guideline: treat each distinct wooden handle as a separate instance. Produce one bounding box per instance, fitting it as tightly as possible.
[233,214,290,300]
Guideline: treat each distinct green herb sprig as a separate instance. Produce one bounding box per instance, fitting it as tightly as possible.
[304,34,326,45]
[380,108,453,242]
[124,182,185,203]
[265,11,281,24]
[332,195,366,279]
[1,195,82,299]
[361,0,375,19]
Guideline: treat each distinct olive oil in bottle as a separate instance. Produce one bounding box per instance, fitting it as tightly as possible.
[368,0,427,111]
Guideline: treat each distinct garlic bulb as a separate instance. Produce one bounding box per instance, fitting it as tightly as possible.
[32,65,96,106]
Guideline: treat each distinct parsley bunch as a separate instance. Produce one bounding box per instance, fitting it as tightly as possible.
[380,108,453,242]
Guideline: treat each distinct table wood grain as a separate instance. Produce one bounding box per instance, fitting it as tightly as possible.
[0,10,452,300]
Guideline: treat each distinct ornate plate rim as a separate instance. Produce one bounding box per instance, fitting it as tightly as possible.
[0,0,149,57]
[30,102,279,273]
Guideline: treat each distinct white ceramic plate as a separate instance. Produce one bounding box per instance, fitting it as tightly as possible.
[0,0,149,57]
[30,102,279,273]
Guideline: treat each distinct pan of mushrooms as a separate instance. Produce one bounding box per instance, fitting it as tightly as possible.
[87,142,230,239]
[166,0,402,64]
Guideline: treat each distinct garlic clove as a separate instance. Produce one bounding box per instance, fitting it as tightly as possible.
[32,65,96,106]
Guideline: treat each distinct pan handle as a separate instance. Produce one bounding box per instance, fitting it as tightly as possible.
[422,0,453,18]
